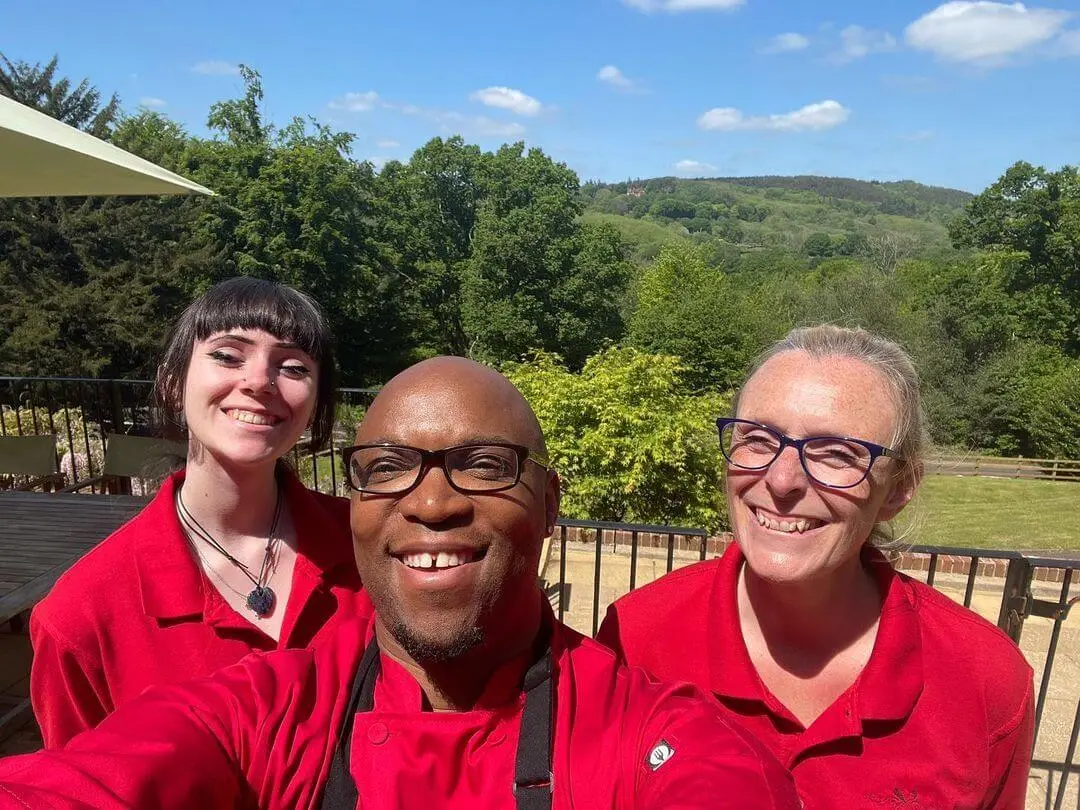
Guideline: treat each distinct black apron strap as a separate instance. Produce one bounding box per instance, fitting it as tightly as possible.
[320,638,381,810]
[320,639,554,810]
[513,649,554,810]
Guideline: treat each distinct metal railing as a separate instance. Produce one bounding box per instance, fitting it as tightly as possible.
[550,518,710,636]
[0,376,378,494]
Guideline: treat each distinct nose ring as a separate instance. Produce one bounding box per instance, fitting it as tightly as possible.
[269,380,276,387]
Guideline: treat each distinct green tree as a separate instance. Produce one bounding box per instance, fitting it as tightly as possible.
[950,161,1080,353]
[650,198,697,220]
[628,243,771,390]
[461,143,630,367]
[374,137,485,356]
[0,54,118,136]
[0,54,194,377]
[181,68,415,383]
[504,348,728,530]
[968,342,1080,458]
[803,232,835,258]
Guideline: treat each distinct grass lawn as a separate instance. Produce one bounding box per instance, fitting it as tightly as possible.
[905,475,1080,553]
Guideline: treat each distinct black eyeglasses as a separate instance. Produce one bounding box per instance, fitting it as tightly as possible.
[342,442,550,495]
[716,418,898,489]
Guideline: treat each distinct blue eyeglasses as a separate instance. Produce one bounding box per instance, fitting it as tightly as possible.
[716,418,898,489]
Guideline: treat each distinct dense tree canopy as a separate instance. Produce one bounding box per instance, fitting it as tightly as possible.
[948,161,1080,354]
[0,57,629,383]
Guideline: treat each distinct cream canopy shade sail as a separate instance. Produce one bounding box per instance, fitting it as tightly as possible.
[0,94,213,198]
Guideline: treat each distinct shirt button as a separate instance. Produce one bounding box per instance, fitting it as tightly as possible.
[367,722,389,745]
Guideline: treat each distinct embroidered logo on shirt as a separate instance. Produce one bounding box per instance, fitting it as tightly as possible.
[646,739,675,771]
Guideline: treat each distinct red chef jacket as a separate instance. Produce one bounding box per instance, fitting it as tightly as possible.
[1,608,800,810]
[30,467,370,749]
[597,542,1035,810]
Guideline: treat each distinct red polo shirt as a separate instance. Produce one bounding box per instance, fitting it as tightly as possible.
[597,543,1035,809]
[30,468,370,749]
[0,610,800,810]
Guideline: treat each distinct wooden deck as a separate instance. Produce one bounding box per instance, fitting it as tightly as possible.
[0,491,147,624]
[0,491,147,744]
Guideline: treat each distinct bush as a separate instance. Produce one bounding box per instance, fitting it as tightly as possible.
[503,348,729,531]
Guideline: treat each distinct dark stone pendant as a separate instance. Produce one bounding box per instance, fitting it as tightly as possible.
[246,585,276,617]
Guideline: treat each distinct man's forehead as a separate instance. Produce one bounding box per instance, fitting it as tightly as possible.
[357,383,532,447]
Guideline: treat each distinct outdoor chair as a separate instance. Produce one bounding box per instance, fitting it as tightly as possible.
[62,433,187,495]
[0,435,64,492]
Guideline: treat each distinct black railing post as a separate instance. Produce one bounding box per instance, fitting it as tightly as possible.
[1053,702,1080,810]
[997,557,1034,644]
[592,528,603,636]
[963,556,980,608]
[109,379,125,435]
[1034,569,1075,745]
[557,525,568,623]
[925,552,939,586]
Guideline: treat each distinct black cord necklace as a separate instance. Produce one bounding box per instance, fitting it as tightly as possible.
[175,483,284,618]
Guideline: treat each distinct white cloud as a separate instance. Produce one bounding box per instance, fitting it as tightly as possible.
[905,2,1072,64]
[835,25,898,62]
[439,111,526,138]
[468,86,543,117]
[899,130,935,141]
[698,100,850,132]
[329,91,380,112]
[329,93,527,141]
[674,159,717,175]
[761,33,810,54]
[622,0,744,12]
[191,60,240,76]
[597,64,640,92]
[139,97,166,109]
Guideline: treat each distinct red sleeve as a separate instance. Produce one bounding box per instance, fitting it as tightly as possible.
[986,675,1035,810]
[627,684,800,810]
[29,608,112,750]
[1,661,263,810]
[0,779,98,809]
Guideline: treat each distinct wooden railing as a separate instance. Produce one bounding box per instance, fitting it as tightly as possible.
[926,454,1080,482]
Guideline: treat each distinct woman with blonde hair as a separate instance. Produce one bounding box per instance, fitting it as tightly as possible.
[599,324,1034,809]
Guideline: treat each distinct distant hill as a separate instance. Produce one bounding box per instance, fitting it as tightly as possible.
[579,175,972,266]
[707,176,973,212]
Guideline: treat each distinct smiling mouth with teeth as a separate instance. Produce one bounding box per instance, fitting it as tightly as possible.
[397,549,483,570]
[226,409,281,426]
[753,508,824,534]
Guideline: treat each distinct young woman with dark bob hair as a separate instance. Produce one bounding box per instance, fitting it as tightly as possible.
[30,277,370,748]
[599,324,1034,809]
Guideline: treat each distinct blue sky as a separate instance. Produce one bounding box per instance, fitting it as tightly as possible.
[5,0,1080,191]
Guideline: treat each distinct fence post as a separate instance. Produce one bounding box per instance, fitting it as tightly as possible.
[997,557,1034,644]
[109,380,125,435]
